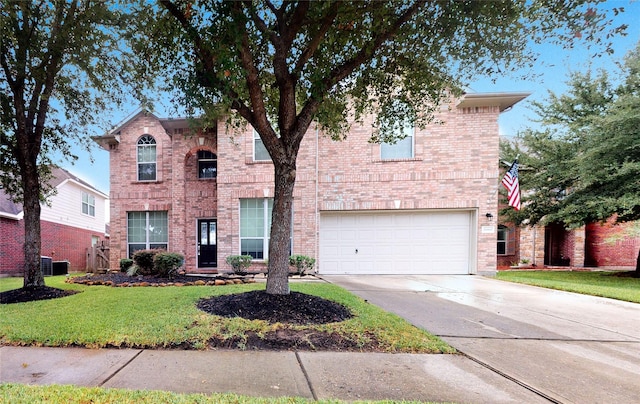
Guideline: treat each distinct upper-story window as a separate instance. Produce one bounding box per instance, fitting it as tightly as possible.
[380,121,414,160]
[198,150,217,179]
[82,192,95,217]
[253,129,271,161]
[137,135,156,181]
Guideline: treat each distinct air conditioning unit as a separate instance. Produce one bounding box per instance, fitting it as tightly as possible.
[41,256,53,276]
[53,261,69,275]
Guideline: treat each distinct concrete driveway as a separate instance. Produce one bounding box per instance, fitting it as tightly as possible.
[322,274,640,404]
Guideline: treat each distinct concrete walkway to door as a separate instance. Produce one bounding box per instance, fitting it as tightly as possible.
[321,274,640,404]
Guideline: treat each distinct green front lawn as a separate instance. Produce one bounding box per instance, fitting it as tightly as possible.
[0,383,433,404]
[496,270,640,303]
[0,276,453,353]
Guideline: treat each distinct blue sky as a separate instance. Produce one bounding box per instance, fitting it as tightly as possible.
[60,1,640,196]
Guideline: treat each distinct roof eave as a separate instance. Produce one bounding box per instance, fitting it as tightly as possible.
[458,92,531,112]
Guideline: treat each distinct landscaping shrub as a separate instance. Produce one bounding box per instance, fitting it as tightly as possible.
[132,249,163,275]
[119,259,134,272]
[154,252,184,278]
[126,265,139,277]
[289,255,316,276]
[225,255,252,275]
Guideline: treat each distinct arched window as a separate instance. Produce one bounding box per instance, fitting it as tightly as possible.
[198,150,217,178]
[137,135,156,181]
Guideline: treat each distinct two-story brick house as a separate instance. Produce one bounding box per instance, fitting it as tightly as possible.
[95,92,528,275]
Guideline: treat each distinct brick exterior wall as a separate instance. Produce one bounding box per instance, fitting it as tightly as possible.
[1,217,105,276]
[586,220,640,268]
[0,217,25,276]
[102,99,502,275]
[41,221,106,271]
[504,220,640,270]
[106,114,219,272]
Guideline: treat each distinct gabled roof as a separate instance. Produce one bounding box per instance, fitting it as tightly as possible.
[49,166,108,198]
[0,167,107,220]
[92,109,198,150]
[92,109,162,150]
[0,187,23,220]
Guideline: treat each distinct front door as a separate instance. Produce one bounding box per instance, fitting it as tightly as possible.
[198,219,217,268]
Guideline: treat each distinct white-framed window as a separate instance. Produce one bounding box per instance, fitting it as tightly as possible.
[380,122,414,159]
[127,211,168,257]
[239,198,292,260]
[497,225,508,255]
[82,192,95,217]
[497,225,515,255]
[253,129,271,161]
[198,150,217,178]
[137,135,157,181]
[240,198,273,259]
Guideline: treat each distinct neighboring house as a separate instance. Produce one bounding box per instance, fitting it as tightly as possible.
[94,92,529,276]
[0,167,109,276]
[496,166,640,270]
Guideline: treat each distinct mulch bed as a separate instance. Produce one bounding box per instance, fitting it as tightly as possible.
[67,272,256,287]
[197,289,353,325]
[0,286,79,304]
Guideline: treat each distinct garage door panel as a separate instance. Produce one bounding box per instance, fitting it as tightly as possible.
[320,210,473,275]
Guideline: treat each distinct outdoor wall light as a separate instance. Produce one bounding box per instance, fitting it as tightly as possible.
[485,213,494,221]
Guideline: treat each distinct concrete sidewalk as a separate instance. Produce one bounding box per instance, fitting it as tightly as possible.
[0,345,548,403]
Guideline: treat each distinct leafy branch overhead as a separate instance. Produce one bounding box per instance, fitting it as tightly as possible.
[139,1,626,144]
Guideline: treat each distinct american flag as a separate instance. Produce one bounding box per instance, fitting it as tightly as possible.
[501,159,521,210]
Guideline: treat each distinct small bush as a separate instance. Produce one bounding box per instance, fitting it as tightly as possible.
[289,255,316,276]
[126,265,139,277]
[119,259,134,273]
[132,249,164,275]
[154,252,184,278]
[225,255,253,275]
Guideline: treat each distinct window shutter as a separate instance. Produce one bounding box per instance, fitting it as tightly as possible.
[506,226,516,255]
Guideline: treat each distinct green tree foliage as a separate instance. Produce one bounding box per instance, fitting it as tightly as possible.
[0,1,146,288]
[135,0,626,294]
[503,42,640,275]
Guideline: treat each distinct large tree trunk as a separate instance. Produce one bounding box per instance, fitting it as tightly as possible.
[635,248,640,278]
[22,163,44,288]
[265,160,296,295]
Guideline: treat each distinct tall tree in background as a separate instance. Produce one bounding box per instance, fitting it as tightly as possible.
[137,0,626,294]
[0,1,144,288]
[504,41,640,276]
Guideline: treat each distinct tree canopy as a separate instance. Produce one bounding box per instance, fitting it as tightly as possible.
[503,41,640,229]
[0,0,145,287]
[135,0,627,294]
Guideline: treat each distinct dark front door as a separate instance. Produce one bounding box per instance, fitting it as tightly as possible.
[198,219,217,268]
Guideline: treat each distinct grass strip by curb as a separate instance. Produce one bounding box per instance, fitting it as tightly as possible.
[0,383,440,404]
[496,270,640,303]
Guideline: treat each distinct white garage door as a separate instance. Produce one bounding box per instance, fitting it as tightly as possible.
[319,210,473,275]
